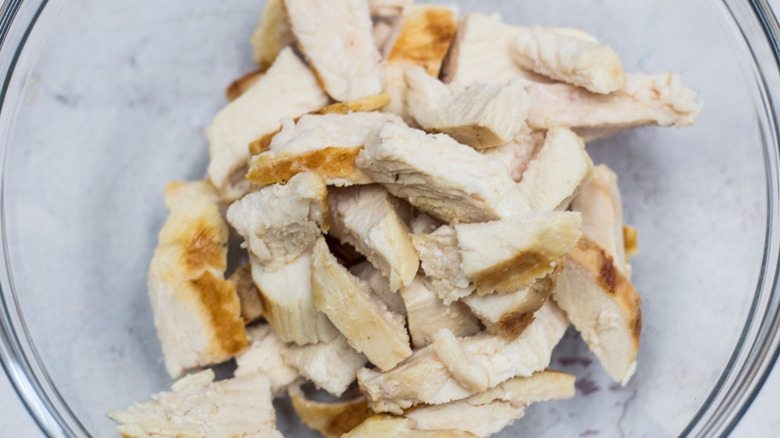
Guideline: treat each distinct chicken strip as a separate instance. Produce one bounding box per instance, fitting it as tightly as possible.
[284,0,384,101]
[552,236,642,385]
[229,263,263,323]
[328,185,419,291]
[517,122,594,212]
[351,260,407,316]
[455,212,582,295]
[207,48,328,201]
[247,112,401,186]
[463,266,560,338]
[311,237,412,371]
[148,183,247,378]
[481,131,545,182]
[250,0,296,68]
[401,276,481,348]
[406,371,575,438]
[527,72,703,141]
[289,385,372,438]
[357,123,531,223]
[405,66,530,149]
[108,370,283,438]
[344,416,479,438]
[514,26,624,94]
[411,226,474,304]
[234,325,301,395]
[357,302,569,413]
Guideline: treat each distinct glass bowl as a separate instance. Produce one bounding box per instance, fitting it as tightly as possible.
[1,0,779,436]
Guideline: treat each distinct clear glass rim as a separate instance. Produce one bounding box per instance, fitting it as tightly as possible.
[0,1,778,437]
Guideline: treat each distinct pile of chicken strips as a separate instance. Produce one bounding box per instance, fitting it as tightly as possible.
[109,0,701,436]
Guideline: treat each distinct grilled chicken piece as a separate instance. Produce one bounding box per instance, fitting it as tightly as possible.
[317,94,392,115]
[442,13,547,86]
[148,183,247,378]
[431,329,489,392]
[284,0,384,101]
[207,48,328,200]
[456,212,582,295]
[250,0,296,68]
[369,0,412,18]
[409,211,442,235]
[357,123,531,223]
[357,302,569,413]
[344,416,479,438]
[481,131,545,182]
[624,225,639,256]
[405,66,530,149]
[229,264,263,323]
[401,277,481,348]
[311,237,412,371]
[463,266,560,338]
[517,123,594,212]
[405,371,575,438]
[234,325,301,395]
[247,112,400,186]
[351,261,407,316]
[514,27,624,94]
[109,370,282,438]
[289,385,372,438]
[382,5,458,121]
[328,185,419,291]
[412,226,474,304]
[572,164,630,276]
[552,236,642,384]
[527,72,702,141]
[225,69,265,101]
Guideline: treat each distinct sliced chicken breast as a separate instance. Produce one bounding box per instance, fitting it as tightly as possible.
[481,131,545,182]
[344,415,479,438]
[250,0,296,68]
[225,68,265,101]
[411,226,474,304]
[351,261,407,316]
[289,385,372,438]
[369,0,413,18]
[234,325,301,395]
[229,263,263,324]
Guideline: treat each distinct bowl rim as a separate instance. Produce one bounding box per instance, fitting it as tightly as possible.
[0,1,779,437]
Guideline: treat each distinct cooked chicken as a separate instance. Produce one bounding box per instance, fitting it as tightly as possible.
[108,370,283,438]
[514,26,624,94]
[236,324,367,396]
[289,385,372,438]
[571,164,630,276]
[624,224,639,256]
[382,5,459,121]
[344,416,479,438]
[229,264,263,323]
[225,69,265,101]
[250,0,296,68]
[527,72,703,141]
[517,122,594,212]
[351,261,407,316]
[317,94,392,115]
[456,212,582,295]
[405,371,575,438]
[284,0,384,101]
[357,123,531,223]
[401,277,481,348]
[369,0,413,18]
[374,20,398,53]
[328,185,419,291]
[442,13,546,86]
[357,302,569,413]
[207,48,328,200]
[411,226,474,304]
[463,267,560,338]
[247,112,400,186]
[552,236,642,385]
[405,66,530,149]
[148,184,247,378]
[431,329,489,392]
[311,237,412,371]
[481,131,545,182]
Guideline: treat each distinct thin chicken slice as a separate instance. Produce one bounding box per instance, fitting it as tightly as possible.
[463,266,560,338]
[411,226,474,304]
[401,276,481,348]
[247,112,401,186]
[284,0,384,101]
[225,68,265,101]
[357,123,531,223]
[552,236,642,385]
[455,212,582,295]
[351,261,407,316]
[517,123,594,212]
[405,66,530,149]
[207,48,328,201]
[289,385,372,438]
[148,182,247,378]
[527,72,702,141]
[405,371,575,438]
[311,237,412,371]
[357,302,569,413]
[234,325,301,395]
[344,416,479,438]
[328,185,419,291]
[514,26,624,94]
[108,370,283,438]
[250,0,296,68]
[229,263,263,323]
[481,131,545,182]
